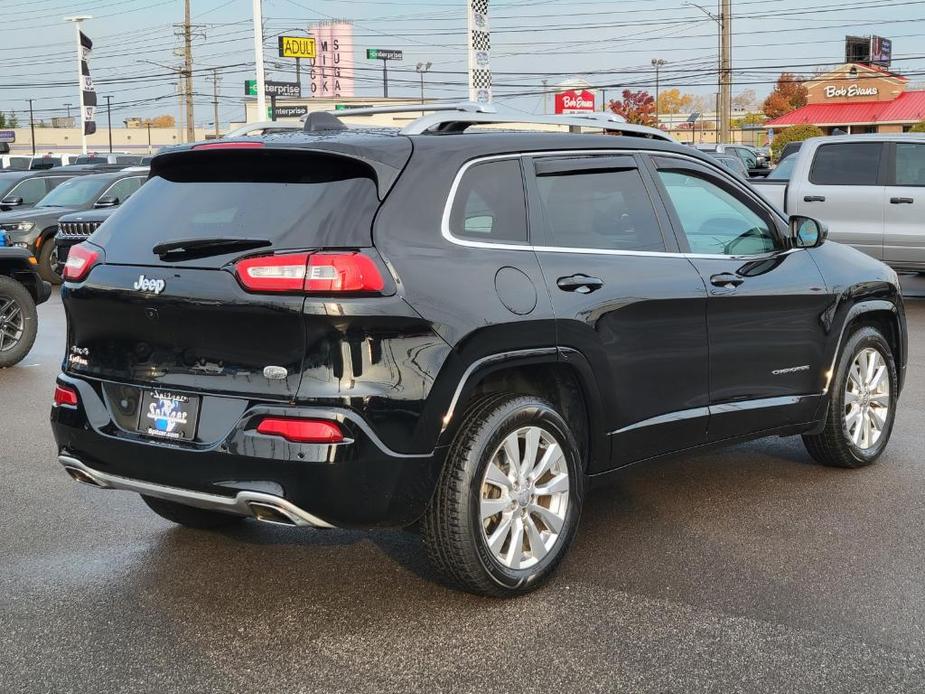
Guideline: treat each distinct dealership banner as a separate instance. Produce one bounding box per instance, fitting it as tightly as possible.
[468,0,492,103]
[80,31,97,135]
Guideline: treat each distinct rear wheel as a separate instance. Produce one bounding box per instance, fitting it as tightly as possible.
[37,239,62,285]
[803,326,897,468]
[0,275,38,368]
[423,394,584,597]
[141,495,245,529]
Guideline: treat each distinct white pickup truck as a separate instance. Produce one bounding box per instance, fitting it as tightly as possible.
[751,134,925,272]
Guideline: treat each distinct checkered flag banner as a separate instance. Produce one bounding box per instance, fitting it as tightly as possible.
[468,0,492,103]
[79,31,97,135]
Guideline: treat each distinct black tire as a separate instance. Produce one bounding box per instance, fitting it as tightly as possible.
[0,275,38,368]
[37,238,62,285]
[141,495,245,529]
[803,325,898,468]
[423,394,585,597]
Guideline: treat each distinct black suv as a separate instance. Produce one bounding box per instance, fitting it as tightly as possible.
[51,107,907,597]
[0,238,51,367]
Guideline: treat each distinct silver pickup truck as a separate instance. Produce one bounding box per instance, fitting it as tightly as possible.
[752,134,925,272]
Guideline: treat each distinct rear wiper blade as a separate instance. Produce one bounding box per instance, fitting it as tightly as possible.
[152,237,272,260]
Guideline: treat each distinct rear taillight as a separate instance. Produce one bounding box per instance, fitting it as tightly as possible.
[53,384,79,407]
[256,417,344,444]
[63,243,102,282]
[235,252,385,294]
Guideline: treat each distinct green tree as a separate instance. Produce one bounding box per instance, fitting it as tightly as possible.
[0,113,6,128]
[909,121,925,133]
[770,124,823,161]
[731,112,765,128]
[6,111,18,128]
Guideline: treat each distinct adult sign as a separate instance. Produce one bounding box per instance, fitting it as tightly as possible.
[278,36,316,59]
[366,49,403,61]
[555,89,596,114]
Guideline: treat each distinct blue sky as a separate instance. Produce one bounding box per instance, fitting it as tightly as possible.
[1,0,923,126]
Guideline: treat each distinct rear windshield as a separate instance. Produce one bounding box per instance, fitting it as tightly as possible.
[92,150,380,264]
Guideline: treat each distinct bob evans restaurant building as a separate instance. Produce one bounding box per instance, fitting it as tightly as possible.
[767,63,925,134]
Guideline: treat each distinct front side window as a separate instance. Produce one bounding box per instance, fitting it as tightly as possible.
[449,159,527,243]
[9,178,48,205]
[895,143,925,186]
[809,143,882,185]
[534,166,665,252]
[658,170,779,255]
[101,177,143,204]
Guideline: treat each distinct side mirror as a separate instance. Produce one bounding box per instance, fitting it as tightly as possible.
[0,196,23,209]
[94,195,119,208]
[790,215,827,248]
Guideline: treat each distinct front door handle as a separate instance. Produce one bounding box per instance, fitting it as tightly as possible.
[804,195,826,202]
[710,272,744,289]
[890,197,914,204]
[557,274,604,293]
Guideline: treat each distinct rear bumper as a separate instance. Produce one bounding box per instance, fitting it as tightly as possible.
[51,374,444,528]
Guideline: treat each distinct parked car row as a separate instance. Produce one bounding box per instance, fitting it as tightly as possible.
[1,152,147,170]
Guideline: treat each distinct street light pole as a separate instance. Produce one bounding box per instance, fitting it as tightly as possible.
[64,15,92,155]
[252,0,267,121]
[416,62,431,116]
[27,99,36,155]
[651,58,667,128]
[105,95,112,152]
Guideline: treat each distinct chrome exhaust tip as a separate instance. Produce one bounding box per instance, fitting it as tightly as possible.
[247,501,299,526]
[63,465,105,488]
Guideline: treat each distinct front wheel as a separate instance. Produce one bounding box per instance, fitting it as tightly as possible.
[803,325,898,468]
[423,394,585,597]
[0,275,38,368]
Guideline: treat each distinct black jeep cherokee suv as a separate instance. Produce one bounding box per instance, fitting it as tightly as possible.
[51,113,907,597]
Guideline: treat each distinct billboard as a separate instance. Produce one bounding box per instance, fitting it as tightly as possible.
[278,36,316,59]
[845,35,892,68]
[310,21,355,98]
[555,89,596,114]
[870,36,892,67]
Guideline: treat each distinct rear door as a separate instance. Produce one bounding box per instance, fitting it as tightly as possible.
[649,155,830,440]
[789,141,887,259]
[883,141,925,269]
[526,153,710,468]
[64,148,385,403]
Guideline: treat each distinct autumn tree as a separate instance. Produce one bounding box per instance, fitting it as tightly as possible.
[148,114,175,128]
[657,88,694,114]
[762,73,808,118]
[609,89,656,126]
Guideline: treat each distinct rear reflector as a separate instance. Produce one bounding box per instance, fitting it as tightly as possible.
[235,252,385,294]
[256,417,344,444]
[62,243,102,282]
[53,384,79,407]
[192,141,265,150]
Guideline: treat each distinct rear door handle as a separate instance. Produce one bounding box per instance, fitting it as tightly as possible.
[890,197,914,204]
[804,195,826,202]
[710,273,744,289]
[556,274,604,293]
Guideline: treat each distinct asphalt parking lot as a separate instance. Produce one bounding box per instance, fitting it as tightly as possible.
[1,281,924,694]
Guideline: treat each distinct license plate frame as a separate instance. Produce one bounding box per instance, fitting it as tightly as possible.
[136,389,200,441]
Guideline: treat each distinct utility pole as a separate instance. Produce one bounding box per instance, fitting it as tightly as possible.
[719,0,732,143]
[542,79,548,114]
[252,0,267,121]
[416,62,431,116]
[105,95,113,152]
[27,99,36,155]
[210,68,220,136]
[176,83,184,143]
[64,103,72,119]
[651,58,667,128]
[182,0,195,142]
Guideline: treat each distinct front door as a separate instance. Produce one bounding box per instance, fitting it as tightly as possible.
[525,153,710,469]
[648,155,831,441]
[883,141,925,270]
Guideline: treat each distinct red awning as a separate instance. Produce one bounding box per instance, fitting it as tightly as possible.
[767,90,925,127]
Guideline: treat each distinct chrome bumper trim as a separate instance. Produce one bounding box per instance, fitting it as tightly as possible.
[57,454,335,529]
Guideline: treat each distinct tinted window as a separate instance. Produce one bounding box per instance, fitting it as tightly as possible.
[9,178,48,204]
[809,143,882,185]
[895,143,925,186]
[659,170,778,255]
[535,166,665,252]
[7,157,31,170]
[115,155,143,165]
[449,159,527,243]
[30,157,61,170]
[75,156,108,165]
[766,155,796,180]
[101,177,143,203]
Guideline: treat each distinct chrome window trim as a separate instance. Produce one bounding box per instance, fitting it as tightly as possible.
[440,149,791,261]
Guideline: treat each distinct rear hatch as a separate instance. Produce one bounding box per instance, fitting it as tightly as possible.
[63,145,389,406]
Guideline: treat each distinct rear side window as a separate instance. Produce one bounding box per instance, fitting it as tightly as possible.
[534,165,665,252]
[92,151,381,265]
[894,143,925,186]
[449,159,527,243]
[809,143,882,185]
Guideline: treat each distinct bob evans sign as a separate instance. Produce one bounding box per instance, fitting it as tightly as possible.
[824,84,879,99]
[555,89,596,114]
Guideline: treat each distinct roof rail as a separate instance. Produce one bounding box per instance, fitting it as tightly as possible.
[223,121,303,138]
[321,101,495,119]
[402,109,674,141]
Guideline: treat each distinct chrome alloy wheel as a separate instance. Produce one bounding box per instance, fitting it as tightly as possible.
[0,295,24,353]
[844,347,890,450]
[479,426,570,570]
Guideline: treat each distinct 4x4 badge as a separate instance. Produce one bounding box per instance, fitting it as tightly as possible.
[133,274,166,295]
